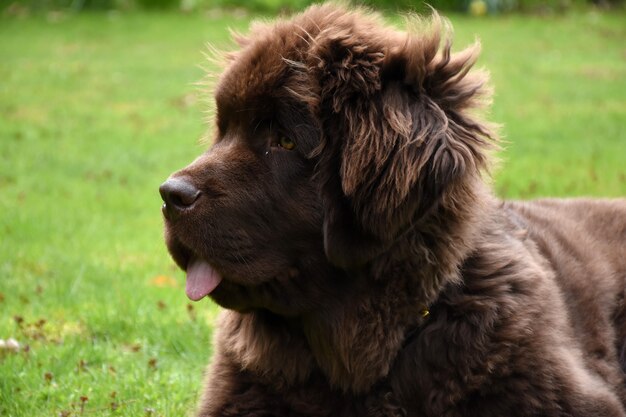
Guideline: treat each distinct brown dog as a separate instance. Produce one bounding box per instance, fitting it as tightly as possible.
[160,4,626,416]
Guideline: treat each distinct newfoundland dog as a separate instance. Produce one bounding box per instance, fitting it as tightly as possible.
[159,4,626,416]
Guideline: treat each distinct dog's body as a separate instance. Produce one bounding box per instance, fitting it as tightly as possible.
[196,198,626,417]
[160,5,626,416]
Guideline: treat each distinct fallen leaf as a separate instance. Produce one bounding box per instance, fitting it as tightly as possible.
[150,275,178,288]
[187,303,196,321]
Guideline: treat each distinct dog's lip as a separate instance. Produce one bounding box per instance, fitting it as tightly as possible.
[166,240,192,273]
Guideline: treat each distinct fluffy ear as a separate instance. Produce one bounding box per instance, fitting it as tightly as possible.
[309,13,497,268]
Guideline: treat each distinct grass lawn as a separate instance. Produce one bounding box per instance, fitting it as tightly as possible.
[1,8,625,417]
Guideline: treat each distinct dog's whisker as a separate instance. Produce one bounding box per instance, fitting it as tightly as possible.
[281,56,307,70]
[304,16,321,33]
[235,107,258,113]
[294,23,316,43]
[252,118,263,135]
[284,86,311,102]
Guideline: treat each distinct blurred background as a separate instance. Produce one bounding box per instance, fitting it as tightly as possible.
[3,0,625,14]
[1,0,624,416]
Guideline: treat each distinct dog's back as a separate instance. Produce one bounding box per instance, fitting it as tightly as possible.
[506,198,626,388]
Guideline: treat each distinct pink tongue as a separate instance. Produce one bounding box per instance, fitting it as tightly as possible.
[185,258,223,301]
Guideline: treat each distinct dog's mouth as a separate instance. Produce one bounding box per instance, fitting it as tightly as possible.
[185,257,223,301]
[166,239,225,301]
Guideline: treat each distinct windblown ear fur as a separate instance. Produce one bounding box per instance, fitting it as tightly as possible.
[309,11,497,268]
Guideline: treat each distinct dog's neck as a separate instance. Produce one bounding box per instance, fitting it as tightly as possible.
[300,179,494,393]
[216,179,495,394]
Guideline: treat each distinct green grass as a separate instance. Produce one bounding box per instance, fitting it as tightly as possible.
[1,9,625,417]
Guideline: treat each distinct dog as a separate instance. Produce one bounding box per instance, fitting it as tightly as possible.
[159,4,626,416]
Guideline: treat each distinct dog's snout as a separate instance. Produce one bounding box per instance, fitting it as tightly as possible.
[159,177,201,219]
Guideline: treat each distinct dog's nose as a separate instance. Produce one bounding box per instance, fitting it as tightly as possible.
[159,178,201,219]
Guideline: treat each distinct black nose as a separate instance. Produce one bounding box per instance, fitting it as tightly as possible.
[159,177,201,220]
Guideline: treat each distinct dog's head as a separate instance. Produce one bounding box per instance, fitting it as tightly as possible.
[160,4,495,314]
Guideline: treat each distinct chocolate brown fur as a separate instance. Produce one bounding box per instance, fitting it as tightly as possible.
[161,4,626,416]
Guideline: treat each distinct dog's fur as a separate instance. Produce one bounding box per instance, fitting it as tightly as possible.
[161,4,626,416]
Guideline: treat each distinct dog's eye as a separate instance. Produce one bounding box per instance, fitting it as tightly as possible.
[278,136,296,150]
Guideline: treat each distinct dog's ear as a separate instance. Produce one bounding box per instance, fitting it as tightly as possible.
[308,14,497,268]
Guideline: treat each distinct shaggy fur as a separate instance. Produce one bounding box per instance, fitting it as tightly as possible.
[160,4,626,416]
